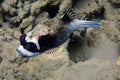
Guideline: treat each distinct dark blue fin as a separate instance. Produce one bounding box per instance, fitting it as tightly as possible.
[61,8,76,23]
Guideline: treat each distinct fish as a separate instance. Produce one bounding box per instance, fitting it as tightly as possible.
[16,8,101,58]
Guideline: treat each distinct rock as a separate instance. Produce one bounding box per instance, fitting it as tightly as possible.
[85,6,105,20]
[10,8,17,16]
[0,8,4,25]
[18,7,30,20]
[19,16,35,32]
[59,0,72,15]
[0,28,5,35]
[34,12,49,25]
[30,0,48,16]
[110,0,120,7]
[13,29,21,39]
[0,43,2,53]
[1,0,17,12]
[17,0,23,8]
[110,0,120,4]
[23,24,33,34]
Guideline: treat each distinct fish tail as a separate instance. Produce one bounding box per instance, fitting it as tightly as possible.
[69,20,101,32]
[78,20,101,28]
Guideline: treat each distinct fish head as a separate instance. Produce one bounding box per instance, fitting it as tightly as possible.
[16,34,40,58]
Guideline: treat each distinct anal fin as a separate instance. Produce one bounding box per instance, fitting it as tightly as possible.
[43,40,69,55]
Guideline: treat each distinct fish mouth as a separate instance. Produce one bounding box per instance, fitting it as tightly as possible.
[16,48,24,57]
[16,47,32,58]
[16,45,40,58]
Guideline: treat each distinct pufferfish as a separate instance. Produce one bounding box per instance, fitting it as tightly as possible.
[16,8,101,58]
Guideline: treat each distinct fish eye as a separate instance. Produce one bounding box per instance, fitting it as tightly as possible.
[23,42,39,52]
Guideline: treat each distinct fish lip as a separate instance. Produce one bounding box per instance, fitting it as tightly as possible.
[16,48,30,58]
[16,48,24,57]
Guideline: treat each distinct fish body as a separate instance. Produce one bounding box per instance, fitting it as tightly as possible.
[16,8,101,58]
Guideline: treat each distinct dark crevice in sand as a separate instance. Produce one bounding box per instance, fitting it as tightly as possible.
[68,32,120,63]
[14,10,31,28]
[85,6,105,20]
[72,0,81,7]
[68,30,87,62]
[42,3,60,18]
[108,0,120,8]
[0,0,3,4]
[0,56,2,64]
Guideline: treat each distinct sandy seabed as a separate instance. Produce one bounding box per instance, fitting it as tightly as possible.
[0,0,120,80]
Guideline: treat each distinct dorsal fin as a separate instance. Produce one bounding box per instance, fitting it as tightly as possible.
[61,8,76,24]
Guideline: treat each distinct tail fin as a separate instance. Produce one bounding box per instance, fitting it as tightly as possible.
[79,20,101,28]
[61,8,76,23]
[69,20,101,32]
